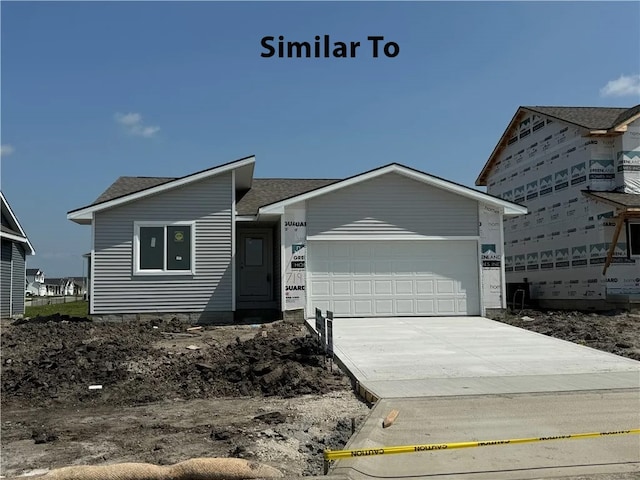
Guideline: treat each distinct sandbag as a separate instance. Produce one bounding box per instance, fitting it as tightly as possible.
[38,457,283,480]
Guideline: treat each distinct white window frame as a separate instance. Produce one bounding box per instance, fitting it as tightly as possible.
[133,221,196,275]
[628,221,640,257]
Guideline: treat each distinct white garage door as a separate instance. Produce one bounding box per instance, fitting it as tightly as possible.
[308,240,480,317]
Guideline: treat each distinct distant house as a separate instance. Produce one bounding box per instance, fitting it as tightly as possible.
[26,268,46,296]
[43,277,86,296]
[68,156,525,323]
[1,192,35,318]
[65,277,87,296]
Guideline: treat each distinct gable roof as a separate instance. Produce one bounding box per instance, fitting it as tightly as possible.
[0,191,35,254]
[67,155,256,223]
[476,104,640,186]
[524,106,629,130]
[26,268,42,276]
[258,163,527,216]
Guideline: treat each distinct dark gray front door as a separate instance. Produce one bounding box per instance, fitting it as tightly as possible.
[238,231,272,302]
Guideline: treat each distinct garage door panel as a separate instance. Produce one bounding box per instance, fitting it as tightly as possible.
[416,280,434,294]
[396,299,414,314]
[353,260,371,275]
[333,281,351,295]
[436,280,454,294]
[374,261,392,274]
[354,300,373,315]
[396,280,414,294]
[375,299,393,314]
[437,298,456,314]
[331,261,350,275]
[375,280,393,295]
[333,300,352,315]
[331,244,351,257]
[311,280,330,296]
[308,240,479,317]
[416,299,435,314]
[353,280,372,295]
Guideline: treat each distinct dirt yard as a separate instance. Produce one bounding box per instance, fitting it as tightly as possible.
[487,308,640,361]
[2,308,639,478]
[0,317,369,478]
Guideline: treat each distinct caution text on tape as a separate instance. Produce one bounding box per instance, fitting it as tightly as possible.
[324,428,640,461]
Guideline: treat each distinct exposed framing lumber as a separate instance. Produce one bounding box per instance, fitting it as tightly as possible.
[602,214,626,275]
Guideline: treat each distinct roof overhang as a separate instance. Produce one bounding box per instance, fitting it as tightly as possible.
[258,163,528,217]
[0,191,35,255]
[67,156,255,223]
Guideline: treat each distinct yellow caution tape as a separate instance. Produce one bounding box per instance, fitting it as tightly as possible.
[324,428,640,461]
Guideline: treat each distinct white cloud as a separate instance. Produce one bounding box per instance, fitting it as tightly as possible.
[114,112,160,138]
[600,74,640,97]
[0,144,15,157]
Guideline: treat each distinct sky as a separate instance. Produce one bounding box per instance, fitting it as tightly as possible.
[1,1,639,277]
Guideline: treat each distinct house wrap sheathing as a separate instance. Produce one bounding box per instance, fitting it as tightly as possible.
[477,105,640,307]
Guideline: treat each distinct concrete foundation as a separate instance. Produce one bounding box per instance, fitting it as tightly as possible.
[283,308,305,324]
[91,311,235,324]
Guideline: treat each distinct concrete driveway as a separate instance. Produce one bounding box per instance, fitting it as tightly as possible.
[327,316,640,398]
[331,391,640,480]
[320,317,640,479]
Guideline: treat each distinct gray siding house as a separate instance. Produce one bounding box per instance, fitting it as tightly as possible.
[68,156,526,322]
[1,192,35,319]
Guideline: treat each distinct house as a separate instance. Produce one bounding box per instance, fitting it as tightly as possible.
[1,192,35,318]
[26,268,46,296]
[43,277,86,296]
[476,105,640,309]
[67,156,526,323]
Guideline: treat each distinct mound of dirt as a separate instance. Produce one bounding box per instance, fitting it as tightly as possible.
[1,318,347,409]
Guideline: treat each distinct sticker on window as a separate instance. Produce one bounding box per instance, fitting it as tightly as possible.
[174,231,184,242]
[150,237,156,248]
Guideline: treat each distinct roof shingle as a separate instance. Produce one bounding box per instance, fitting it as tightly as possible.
[523,106,634,130]
[92,176,340,215]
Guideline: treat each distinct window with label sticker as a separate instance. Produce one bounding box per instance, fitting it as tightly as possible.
[134,222,194,274]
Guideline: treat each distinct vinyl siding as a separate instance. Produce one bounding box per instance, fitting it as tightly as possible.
[93,173,233,314]
[11,242,25,316]
[1,240,11,318]
[307,173,479,237]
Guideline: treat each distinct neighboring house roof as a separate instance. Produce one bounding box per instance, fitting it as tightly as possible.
[44,277,79,286]
[476,104,640,186]
[67,155,256,223]
[258,163,528,216]
[583,191,640,210]
[26,268,42,276]
[236,178,339,215]
[1,224,22,237]
[524,106,629,130]
[0,191,35,254]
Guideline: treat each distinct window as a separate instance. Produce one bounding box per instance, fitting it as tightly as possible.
[629,222,640,257]
[134,222,195,274]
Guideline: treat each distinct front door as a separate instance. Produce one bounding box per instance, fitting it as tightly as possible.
[238,231,273,302]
